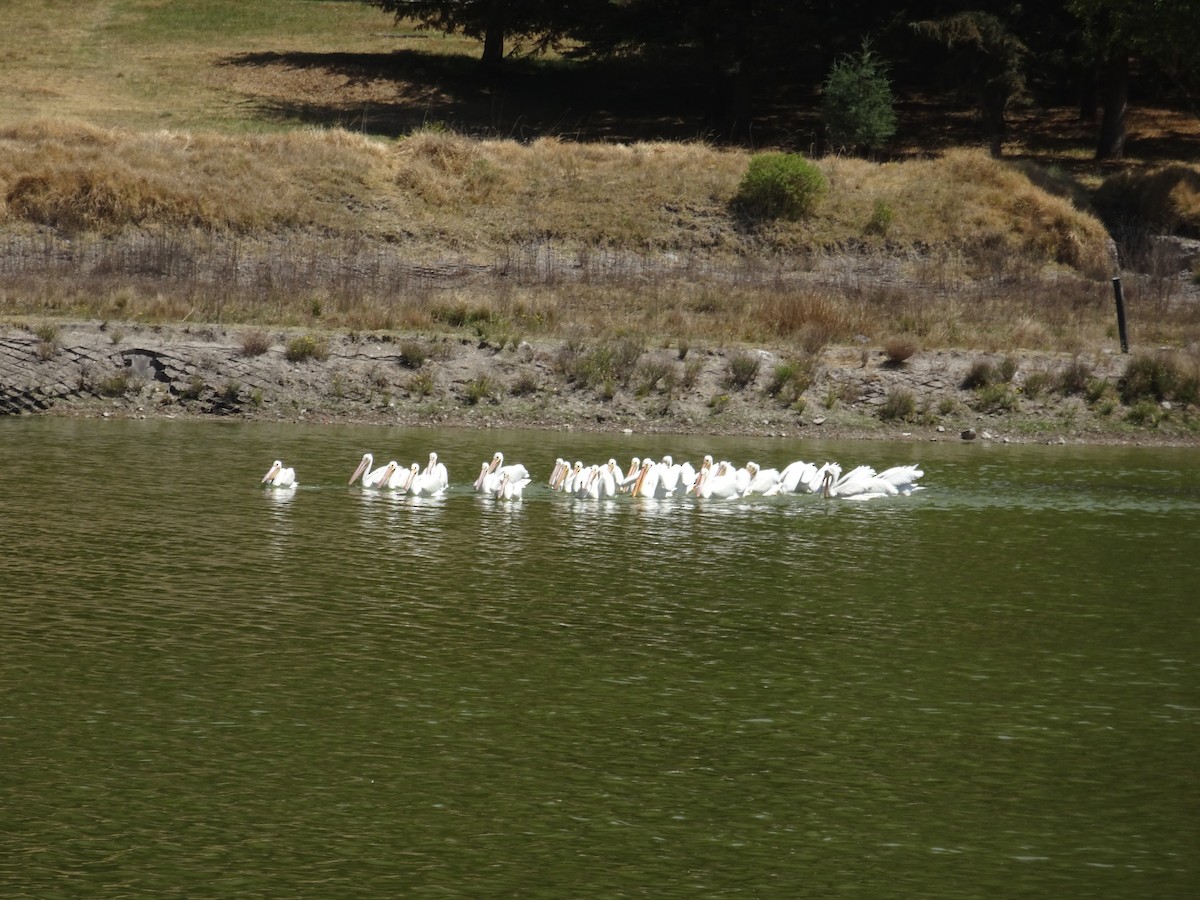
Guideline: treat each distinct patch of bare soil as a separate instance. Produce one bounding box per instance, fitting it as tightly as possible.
[3,321,1196,447]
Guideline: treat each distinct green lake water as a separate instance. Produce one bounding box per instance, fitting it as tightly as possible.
[2,418,1197,897]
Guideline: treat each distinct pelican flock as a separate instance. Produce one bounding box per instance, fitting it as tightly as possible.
[266,449,924,502]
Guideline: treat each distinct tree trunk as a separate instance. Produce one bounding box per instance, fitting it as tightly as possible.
[480,0,505,75]
[1095,52,1129,160]
[980,83,1008,158]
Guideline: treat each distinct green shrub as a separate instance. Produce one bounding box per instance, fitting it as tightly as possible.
[1126,399,1164,426]
[463,374,496,405]
[708,393,731,414]
[408,371,435,397]
[1120,352,1199,405]
[822,42,897,155]
[724,351,762,390]
[1023,370,1051,398]
[735,153,827,221]
[1085,377,1111,405]
[97,369,133,397]
[866,199,894,235]
[179,375,206,400]
[974,383,1019,412]
[285,334,328,363]
[879,387,916,421]
[398,339,430,369]
[766,357,816,404]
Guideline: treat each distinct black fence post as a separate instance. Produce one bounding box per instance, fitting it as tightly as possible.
[1112,277,1129,354]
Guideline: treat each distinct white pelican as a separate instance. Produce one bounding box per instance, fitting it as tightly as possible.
[422,452,449,491]
[598,459,621,498]
[778,459,819,493]
[693,461,740,499]
[575,462,618,500]
[875,464,925,495]
[548,458,568,489]
[485,451,530,484]
[349,452,391,488]
[560,461,585,494]
[473,461,499,493]
[261,460,296,487]
[405,462,447,497]
[619,457,641,493]
[631,458,672,499]
[820,464,901,500]
[741,461,782,496]
[496,471,531,500]
[657,455,691,496]
[376,460,407,490]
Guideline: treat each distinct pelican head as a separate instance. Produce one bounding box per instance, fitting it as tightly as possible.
[262,460,284,483]
[350,452,374,485]
[474,461,490,491]
[821,469,835,498]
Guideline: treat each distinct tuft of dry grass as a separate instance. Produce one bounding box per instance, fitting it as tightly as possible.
[882,335,919,366]
[239,329,271,357]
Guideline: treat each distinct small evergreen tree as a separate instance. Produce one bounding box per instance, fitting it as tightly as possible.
[821,41,897,157]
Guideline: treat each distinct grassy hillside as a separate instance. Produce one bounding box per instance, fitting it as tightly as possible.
[1,0,1198,358]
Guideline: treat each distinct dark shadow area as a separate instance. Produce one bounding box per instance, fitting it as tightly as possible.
[220,48,823,146]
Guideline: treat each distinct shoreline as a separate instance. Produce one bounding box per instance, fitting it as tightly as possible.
[3,320,1198,448]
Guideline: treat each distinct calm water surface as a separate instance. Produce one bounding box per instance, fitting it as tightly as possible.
[2,418,1198,897]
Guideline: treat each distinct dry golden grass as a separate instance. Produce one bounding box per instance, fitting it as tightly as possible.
[0,1,1196,359]
[1094,164,1200,236]
[3,117,1198,356]
[0,120,1118,272]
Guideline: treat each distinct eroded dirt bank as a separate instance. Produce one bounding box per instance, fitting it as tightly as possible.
[2,320,1196,447]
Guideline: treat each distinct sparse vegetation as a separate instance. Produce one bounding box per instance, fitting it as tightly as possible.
[95,369,134,397]
[974,383,1020,413]
[408,371,435,397]
[284,334,329,363]
[1056,357,1094,396]
[636,360,673,397]
[398,339,431,369]
[510,371,541,396]
[724,352,762,390]
[463,374,496,405]
[1120,351,1200,405]
[179,376,206,400]
[962,359,999,389]
[239,330,271,357]
[879,387,916,421]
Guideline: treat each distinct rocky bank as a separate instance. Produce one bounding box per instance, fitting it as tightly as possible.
[2,320,1196,447]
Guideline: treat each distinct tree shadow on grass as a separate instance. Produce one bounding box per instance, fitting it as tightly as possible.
[219,49,820,145]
